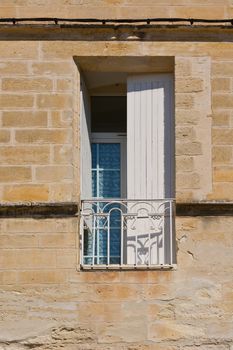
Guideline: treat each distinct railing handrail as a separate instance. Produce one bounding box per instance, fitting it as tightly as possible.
[81,198,175,202]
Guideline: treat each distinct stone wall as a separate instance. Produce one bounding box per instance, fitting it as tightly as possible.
[0,38,233,202]
[0,216,232,349]
[0,50,76,202]
[0,4,232,349]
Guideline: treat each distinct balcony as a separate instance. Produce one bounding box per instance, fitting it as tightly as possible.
[80,199,175,270]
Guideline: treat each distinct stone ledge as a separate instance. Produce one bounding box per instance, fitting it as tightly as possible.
[176,201,233,216]
[0,201,233,218]
[0,202,78,218]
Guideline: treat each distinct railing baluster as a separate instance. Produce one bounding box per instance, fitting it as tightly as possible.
[92,215,96,266]
[148,231,151,267]
[97,222,99,265]
[170,200,173,265]
[121,215,124,266]
[107,214,110,266]
[161,213,165,266]
[80,213,83,266]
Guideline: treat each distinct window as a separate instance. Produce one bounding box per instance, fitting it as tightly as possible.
[80,71,175,269]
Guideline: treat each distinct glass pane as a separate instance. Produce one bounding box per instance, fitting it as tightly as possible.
[110,229,121,257]
[91,143,97,168]
[98,229,107,256]
[92,171,97,197]
[109,207,121,227]
[99,170,121,198]
[99,143,120,169]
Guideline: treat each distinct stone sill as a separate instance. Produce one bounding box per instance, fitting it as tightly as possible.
[0,201,233,217]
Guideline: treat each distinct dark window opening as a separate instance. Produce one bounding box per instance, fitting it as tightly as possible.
[91,96,126,133]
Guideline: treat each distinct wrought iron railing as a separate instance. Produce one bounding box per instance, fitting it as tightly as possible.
[80,199,175,269]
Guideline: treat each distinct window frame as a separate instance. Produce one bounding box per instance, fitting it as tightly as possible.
[79,72,175,269]
[91,132,127,199]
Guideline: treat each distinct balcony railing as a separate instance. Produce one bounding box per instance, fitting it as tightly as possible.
[80,199,175,270]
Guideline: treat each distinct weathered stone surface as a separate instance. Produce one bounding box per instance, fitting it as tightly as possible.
[0,3,232,349]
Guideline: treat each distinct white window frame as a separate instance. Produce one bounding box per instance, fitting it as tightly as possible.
[91,132,127,199]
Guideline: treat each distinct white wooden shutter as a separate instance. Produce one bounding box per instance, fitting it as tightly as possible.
[80,76,92,199]
[127,74,174,199]
[126,74,174,265]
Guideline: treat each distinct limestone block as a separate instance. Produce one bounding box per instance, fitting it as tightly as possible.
[79,302,122,323]
[0,271,18,285]
[212,62,233,76]
[3,184,49,201]
[212,146,232,164]
[212,78,231,92]
[0,146,50,165]
[120,271,148,284]
[2,112,48,128]
[0,166,31,182]
[176,94,194,109]
[0,249,57,269]
[176,156,194,172]
[212,128,233,144]
[50,111,73,128]
[118,6,169,18]
[53,145,73,164]
[35,165,73,182]
[69,271,120,284]
[143,284,173,301]
[32,62,73,76]
[0,62,28,75]
[176,142,202,156]
[49,183,73,201]
[56,249,76,268]
[208,183,233,200]
[15,129,72,144]
[17,270,68,284]
[212,94,233,109]
[175,58,192,76]
[148,321,204,342]
[0,95,34,108]
[175,78,204,93]
[176,173,200,189]
[56,78,73,92]
[3,218,75,233]
[0,42,38,59]
[97,321,147,343]
[213,166,233,182]
[38,233,75,248]
[93,284,142,301]
[0,131,10,143]
[175,109,199,125]
[2,78,53,92]
[148,302,175,321]
[147,271,173,284]
[212,111,230,126]
[36,94,72,109]
[170,6,225,18]
[176,126,196,142]
[0,234,38,248]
